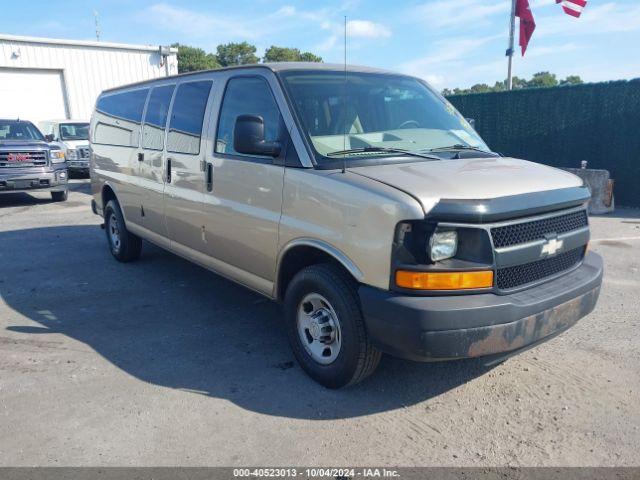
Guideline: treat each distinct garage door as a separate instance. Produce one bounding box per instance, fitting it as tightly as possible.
[0,68,68,124]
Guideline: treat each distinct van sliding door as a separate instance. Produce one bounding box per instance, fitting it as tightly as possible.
[139,84,175,238]
[163,80,214,253]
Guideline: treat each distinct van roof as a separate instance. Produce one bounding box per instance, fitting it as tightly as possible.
[101,62,401,94]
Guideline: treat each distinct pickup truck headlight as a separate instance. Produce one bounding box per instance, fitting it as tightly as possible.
[429,230,458,262]
[49,150,66,164]
[66,149,78,160]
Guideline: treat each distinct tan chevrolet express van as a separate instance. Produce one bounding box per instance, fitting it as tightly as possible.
[90,63,603,388]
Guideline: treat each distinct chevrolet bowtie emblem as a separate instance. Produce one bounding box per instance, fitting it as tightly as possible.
[541,237,563,257]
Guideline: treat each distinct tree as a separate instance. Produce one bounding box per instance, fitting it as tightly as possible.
[560,75,584,86]
[527,71,558,88]
[263,46,323,63]
[216,42,259,67]
[171,43,219,73]
[442,72,584,95]
[469,83,493,94]
[299,51,323,62]
[263,46,300,62]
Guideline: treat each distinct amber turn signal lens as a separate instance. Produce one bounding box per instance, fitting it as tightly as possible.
[395,270,494,290]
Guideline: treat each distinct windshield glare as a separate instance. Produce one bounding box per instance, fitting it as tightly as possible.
[280,71,490,163]
[0,121,45,141]
[60,123,89,141]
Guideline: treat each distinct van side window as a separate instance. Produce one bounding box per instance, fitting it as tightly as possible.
[94,89,149,147]
[166,81,212,155]
[215,77,281,157]
[142,84,175,151]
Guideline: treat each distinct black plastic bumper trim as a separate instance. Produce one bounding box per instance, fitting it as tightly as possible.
[359,252,603,361]
[427,186,590,223]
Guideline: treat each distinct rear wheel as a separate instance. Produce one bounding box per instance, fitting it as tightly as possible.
[51,190,68,202]
[104,199,142,262]
[284,264,381,388]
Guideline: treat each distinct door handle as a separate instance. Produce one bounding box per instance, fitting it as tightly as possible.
[206,163,213,192]
[137,152,144,162]
[166,157,172,183]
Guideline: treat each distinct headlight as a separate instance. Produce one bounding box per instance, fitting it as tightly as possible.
[429,230,458,262]
[66,149,78,160]
[49,150,66,164]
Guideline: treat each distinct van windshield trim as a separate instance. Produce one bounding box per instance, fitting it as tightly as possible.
[278,70,490,167]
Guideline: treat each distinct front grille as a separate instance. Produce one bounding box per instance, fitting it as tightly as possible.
[0,151,48,168]
[491,210,588,248]
[496,246,585,290]
[78,147,90,159]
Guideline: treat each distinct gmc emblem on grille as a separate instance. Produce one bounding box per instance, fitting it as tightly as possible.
[7,153,30,162]
[541,237,564,257]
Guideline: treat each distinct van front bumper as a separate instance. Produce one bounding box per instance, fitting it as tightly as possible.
[359,252,603,362]
[67,160,89,172]
[0,166,68,194]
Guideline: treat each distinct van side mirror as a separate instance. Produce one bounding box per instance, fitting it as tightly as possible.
[44,134,55,142]
[233,115,281,158]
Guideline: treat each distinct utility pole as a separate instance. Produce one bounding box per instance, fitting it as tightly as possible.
[94,10,101,42]
[506,0,516,90]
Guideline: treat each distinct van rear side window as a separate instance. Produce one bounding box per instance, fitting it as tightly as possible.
[94,89,149,147]
[167,81,212,155]
[142,85,175,151]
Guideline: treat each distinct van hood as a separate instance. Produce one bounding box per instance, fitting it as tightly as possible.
[349,157,583,215]
[61,140,90,149]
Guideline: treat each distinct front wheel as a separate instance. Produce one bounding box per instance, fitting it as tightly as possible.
[284,264,381,388]
[51,190,68,202]
[104,199,142,262]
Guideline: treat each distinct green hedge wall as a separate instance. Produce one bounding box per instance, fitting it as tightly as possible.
[447,80,640,207]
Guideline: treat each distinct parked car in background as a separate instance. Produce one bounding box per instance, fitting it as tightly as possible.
[39,120,90,177]
[90,63,603,388]
[0,119,68,201]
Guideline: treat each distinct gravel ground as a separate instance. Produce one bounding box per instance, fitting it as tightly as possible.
[0,180,638,467]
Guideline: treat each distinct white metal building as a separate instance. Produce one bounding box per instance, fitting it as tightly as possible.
[0,34,178,123]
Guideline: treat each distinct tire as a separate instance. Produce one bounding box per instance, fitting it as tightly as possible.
[104,199,142,262]
[51,190,68,202]
[284,263,381,388]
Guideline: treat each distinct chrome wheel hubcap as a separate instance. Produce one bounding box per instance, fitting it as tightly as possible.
[108,213,121,252]
[297,293,341,365]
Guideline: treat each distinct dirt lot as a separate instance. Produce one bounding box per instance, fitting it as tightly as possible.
[0,180,639,467]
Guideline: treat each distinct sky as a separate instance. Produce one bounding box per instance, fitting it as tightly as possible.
[1,0,639,90]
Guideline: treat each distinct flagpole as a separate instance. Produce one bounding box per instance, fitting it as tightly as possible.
[507,0,516,90]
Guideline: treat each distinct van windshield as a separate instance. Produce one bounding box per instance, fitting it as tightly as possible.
[279,71,490,165]
[60,123,89,141]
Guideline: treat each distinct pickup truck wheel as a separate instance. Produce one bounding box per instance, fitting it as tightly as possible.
[284,264,381,389]
[51,190,68,202]
[104,200,142,262]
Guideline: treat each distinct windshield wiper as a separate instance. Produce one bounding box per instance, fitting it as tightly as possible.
[326,146,440,161]
[427,144,494,154]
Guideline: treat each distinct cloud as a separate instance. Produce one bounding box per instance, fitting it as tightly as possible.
[315,19,392,53]
[347,20,391,39]
[523,42,582,58]
[143,3,260,41]
[535,2,640,37]
[398,34,502,80]
[413,0,509,29]
[140,2,388,57]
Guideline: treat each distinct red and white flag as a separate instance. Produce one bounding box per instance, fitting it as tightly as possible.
[516,0,536,55]
[556,0,587,18]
